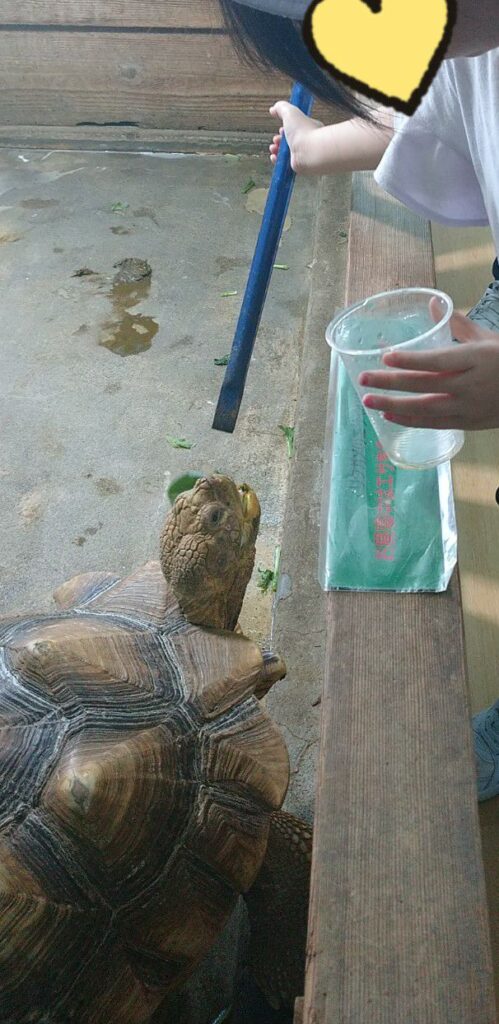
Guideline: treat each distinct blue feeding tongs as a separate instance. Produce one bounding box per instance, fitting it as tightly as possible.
[212,83,314,433]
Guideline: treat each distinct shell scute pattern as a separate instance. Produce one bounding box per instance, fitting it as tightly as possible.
[0,561,289,1023]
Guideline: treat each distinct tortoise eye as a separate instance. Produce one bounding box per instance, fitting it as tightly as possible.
[209,508,223,526]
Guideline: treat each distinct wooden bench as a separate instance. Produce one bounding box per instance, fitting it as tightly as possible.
[299,173,498,1024]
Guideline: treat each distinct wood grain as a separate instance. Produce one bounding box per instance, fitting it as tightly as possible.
[303,173,497,1024]
[0,124,271,153]
[432,223,495,315]
[294,997,304,1024]
[480,800,499,1011]
[0,30,290,132]
[0,1,223,29]
[431,223,499,713]
[432,221,499,1006]
[451,429,499,714]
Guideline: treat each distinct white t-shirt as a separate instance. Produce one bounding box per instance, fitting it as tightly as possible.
[375,48,499,257]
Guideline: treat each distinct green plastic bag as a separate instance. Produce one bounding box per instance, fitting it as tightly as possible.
[319,355,457,592]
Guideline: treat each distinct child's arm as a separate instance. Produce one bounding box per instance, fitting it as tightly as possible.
[269,100,394,175]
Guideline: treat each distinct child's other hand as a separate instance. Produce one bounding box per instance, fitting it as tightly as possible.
[269,101,324,171]
[359,309,499,431]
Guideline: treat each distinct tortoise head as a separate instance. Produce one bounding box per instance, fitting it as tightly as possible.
[160,475,261,630]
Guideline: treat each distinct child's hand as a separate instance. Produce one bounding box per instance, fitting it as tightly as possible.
[269,101,324,171]
[358,309,499,431]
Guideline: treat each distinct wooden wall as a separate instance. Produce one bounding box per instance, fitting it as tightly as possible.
[0,1,295,133]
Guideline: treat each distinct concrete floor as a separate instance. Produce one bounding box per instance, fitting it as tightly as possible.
[0,143,325,1024]
[0,146,317,649]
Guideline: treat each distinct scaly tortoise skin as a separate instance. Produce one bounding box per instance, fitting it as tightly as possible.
[0,477,311,1022]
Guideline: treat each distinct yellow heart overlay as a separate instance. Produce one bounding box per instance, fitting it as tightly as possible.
[303,0,455,115]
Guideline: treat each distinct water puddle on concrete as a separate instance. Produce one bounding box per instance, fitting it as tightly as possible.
[133,206,160,227]
[100,308,159,357]
[21,198,59,210]
[99,258,158,357]
[245,187,292,232]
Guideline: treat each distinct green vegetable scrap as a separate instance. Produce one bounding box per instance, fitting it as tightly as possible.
[167,472,203,505]
[221,290,238,298]
[165,435,196,450]
[214,355,230,366]
[111,201,130,214]
[273,544,281,582]
[257,568,274,594]
[279,425,295,458]
[257,546,281,594]
[273,264,289,270]
[242,179,256,195]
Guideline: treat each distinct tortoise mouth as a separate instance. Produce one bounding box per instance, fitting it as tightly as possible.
[237,482,261,525]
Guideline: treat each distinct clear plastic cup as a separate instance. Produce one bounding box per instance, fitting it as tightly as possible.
[326,287,464,470]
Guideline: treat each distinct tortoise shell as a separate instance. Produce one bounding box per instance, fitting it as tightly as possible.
[0,562,289,1024]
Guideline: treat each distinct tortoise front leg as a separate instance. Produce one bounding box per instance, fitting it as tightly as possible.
[243,810,312,1011]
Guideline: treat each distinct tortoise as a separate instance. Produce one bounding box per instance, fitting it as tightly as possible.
[0,475,312,1023]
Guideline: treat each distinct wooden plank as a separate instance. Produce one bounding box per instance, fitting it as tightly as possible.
[0,30,290,132]
[294,997,304,1024]
[431,222,499,713]
[452,428,499,714]
[303,173,497,1024]
[432,222,499,1004]
[0,1,223,29]
[0,124,270,154]
[432,222,495,315]
[480,801,499,1011]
